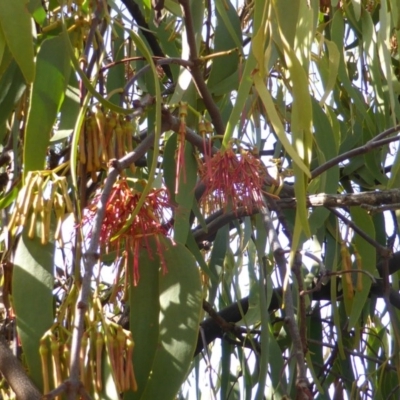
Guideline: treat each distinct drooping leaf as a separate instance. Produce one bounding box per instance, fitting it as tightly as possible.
[0,0,35,83]
[27,0,47,26]
[222,0,265,147]
[100,345,120,400]
[139,238,202,400]
[207,0,242,93]
[308,99,339,232]
[126,236,202,400]
[175,141,197,245]
[317,35,340,106]
[24,34,71,177]
[55,71,80,142]
[347,207,375,331]
[0,186,18,210]
[331,10,375,133]
[107,21,125,106]
[208,224,229,304]
[125,246,160,400]
[0,60,26,141]
[13,228,54,391]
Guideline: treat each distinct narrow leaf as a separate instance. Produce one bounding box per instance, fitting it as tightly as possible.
[207,0,242,92]
[0,0,35,83]
[140,238,202,400]
[126,247,160,400]
[175,142,197,244]
[347,207,375,330]
[0,60,26,132]
[13,229,54,391]
[253,73,311,177]
[24,34,71,177]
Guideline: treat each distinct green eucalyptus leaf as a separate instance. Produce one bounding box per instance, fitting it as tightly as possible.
[27,0,47,25]
[107,21,125,106]
[126,246,160,400]
[126,237,202,400]
[0,0,35,83]
[55,71,80,141]
[139,237,202,400]
[207,0,242,93]
[347,207,375,331]
[174,141,197,245]
[13,228,54,391]
[24,34,71,176]
[0,186,18,210]
[0,60,26,141]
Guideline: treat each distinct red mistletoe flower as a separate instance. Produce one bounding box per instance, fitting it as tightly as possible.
[199,147,266,214]
[84,180,171,284]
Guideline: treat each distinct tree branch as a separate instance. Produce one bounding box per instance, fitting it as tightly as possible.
[124,57,193,95]
[194,273,400,356]
[0,334,41,400]
[66,131,159,399]
[329,207,390,257]
[178,0,225,136]
[192,189,400,246]
[311,126,400,179]
[277,189,400,209]
[119,0,173,81]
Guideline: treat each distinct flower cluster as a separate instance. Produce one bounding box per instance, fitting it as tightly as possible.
[199,146,266,215]
[84,180,171,284]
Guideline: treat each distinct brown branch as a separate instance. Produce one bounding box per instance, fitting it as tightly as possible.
[202,300,241,338]
[278,189,400,209]
[328,207,390,258]
[0,334,41,400]
[120,0,173,81]
[124,57,194,95]
[361,202,400,213]
[193,189,400,246]
[178,0,225,136]
[193,207,258,243]
[307,339,395,371]
[44,381,92,400]
[65,115,174,398]
[195,278,400,356]
[311,126,400,179]
[65,130,159,399]
[163,110,216,154]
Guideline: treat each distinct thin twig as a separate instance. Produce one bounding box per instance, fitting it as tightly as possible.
[66,133,156,399]
[328,207,390,258]
[311,126,400,179]
[307,339,395,370]
[202,300,236,332]
[124,57,194,96]
[193,207,258,243]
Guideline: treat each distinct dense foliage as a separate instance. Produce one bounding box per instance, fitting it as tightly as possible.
[1,0,400,399]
